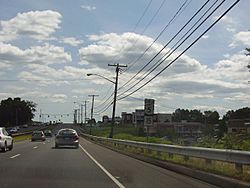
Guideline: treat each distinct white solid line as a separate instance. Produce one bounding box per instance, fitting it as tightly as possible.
[10,154,21,159]
[33,146,38,149]
[79,144,125,188]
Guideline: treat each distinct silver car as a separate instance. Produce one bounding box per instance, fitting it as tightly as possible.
[31,131,46,141]
[0,127,13,152]
[55,128,79,148]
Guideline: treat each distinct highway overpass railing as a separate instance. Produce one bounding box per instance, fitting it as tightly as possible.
[80,133,250,173]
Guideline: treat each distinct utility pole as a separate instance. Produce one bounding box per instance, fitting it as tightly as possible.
[108,63,127,138]
[80,104,83,125]
[88,95,98,134]
[78,109,80,124]
[84,100,89,126]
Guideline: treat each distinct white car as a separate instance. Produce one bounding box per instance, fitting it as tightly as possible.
[0,127,13,152]
[10,127,18,133]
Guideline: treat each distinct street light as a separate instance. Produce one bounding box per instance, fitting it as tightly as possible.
[87,63,127,138]
[87,73,115,136]
[87,73,115,84]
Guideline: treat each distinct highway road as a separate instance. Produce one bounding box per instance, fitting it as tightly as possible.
[0,124,218,188]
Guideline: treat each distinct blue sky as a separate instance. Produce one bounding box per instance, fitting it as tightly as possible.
[0,0,249,123]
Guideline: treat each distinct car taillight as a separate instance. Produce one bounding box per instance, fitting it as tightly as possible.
[74,135,79,140]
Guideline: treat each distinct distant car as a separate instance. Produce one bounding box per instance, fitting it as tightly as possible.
[15,126,20,130]
[0,127,13,152]
[31,131,45,141]
[55,128,79,148]
[10,127,18,134]
[44,130,52,137]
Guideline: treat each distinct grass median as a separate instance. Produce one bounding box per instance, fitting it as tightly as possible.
[13,134,32,142]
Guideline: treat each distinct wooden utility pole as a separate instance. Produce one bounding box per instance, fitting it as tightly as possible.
[108,63,127,138]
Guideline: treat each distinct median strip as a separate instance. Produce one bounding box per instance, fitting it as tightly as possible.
[79,144,125,188]
[10,154,21,159]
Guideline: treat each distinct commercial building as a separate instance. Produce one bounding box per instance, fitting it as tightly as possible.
[227,118,250,134]
[133,109,144,127]
[156,121,202,138]
[121,112,133,126]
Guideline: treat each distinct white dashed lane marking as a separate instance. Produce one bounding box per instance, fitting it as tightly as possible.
[79,144,125,188]
[10,154,21,159]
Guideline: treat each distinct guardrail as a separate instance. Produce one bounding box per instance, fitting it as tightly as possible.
[80,133,250,173]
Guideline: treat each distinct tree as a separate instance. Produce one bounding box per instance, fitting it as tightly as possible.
[229,107,250,119]
[172,108,204,122]
[0,97,36,127]
[204,111,219,124]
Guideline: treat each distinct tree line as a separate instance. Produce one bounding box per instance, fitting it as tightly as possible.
[0,97,36,127]
[171,107,250,138]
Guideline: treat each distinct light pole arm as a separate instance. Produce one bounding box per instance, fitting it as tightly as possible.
[87,74,115,84]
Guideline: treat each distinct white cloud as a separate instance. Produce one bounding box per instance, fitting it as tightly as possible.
[0,42,72,65]
[0,10,62,42]
[78,32,250,107]
[51,94,68,103]
[72,88,96,94]
[214,15,238,33]
[0,62,12,69]
[214,53,250,82]
[232,31,250,46]
[79,32,203,75]
[201,35,209,39]
[81,5,96,11]
[61,37,83,47]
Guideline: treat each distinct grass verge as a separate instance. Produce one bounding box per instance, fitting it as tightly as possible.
[13,134,31,143]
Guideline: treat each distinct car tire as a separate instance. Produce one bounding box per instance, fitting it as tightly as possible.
[55,143,58,148]
[1,142,7,152]
[9,141,13,151]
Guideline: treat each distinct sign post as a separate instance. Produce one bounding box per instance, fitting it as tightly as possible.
[144,99,155,142]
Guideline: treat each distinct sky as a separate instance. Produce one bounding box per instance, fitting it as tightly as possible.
[0,0,249,123]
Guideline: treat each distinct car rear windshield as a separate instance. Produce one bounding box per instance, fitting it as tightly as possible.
[33,133,42,136]
[59,130,75,136]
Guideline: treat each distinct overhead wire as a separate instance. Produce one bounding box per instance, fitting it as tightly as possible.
[118,0,191,89]
[117,0,240,101]
[109,0,153,64]
[93,0,164,111]
[92,0,153,110]
[122,0,188,76]
[118,0,215,95]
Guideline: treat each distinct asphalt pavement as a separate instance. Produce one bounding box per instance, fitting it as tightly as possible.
[0,124,218,188]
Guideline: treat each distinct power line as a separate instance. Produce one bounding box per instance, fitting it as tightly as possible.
[94,101,113,115]
[96,93,113,109]
[118,0,216,97]
[117,0,240,101]
[120,0,190,78]
[0,78,88,82]
[110,0,153,64]
[118,0,168,71]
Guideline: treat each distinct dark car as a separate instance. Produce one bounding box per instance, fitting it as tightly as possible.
[44,130,52,137]
[31,131,45,141]
[55,128,79,148]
